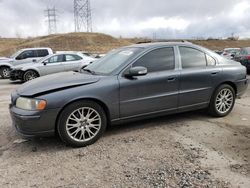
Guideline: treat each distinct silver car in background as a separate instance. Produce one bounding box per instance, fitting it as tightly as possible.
[0,48,53,78]
[10,53,96,82]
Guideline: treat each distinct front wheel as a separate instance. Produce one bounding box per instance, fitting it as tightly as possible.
[208,84,236,117]
[23,70,39,82]
[57,101,107,147]
[0,67,11,79]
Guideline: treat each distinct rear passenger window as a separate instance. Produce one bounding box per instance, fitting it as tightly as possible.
[206,54,216,66]
[133,47,175,72]
[179,47,206,68]
[37,50,49,57]
[65,55,82,61]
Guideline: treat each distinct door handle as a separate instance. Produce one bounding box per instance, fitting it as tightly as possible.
[167,77,176,82]
[211,71,219,75]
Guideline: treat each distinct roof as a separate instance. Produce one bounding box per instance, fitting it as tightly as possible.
[128,41,194,49]
[20,47,52,51]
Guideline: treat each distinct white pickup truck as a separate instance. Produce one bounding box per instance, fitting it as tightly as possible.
[0,48,53,78]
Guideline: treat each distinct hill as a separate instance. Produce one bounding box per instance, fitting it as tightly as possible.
[1,33,250,56]
[0,33,132,56]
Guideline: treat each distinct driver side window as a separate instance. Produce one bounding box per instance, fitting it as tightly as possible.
[16,50,35,60]
[133,47,175,73]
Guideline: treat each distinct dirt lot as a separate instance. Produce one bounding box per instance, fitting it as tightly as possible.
[0,77,250,188]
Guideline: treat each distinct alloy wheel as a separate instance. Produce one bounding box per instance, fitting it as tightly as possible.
[25,71,38,81]
[66,107,102,142]
[2,68,10,78]
[215,88,234,114]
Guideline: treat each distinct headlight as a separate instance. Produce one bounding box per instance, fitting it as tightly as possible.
[16,97,46,111]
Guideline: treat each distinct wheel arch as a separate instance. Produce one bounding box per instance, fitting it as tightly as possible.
[0,65,11,69]
[216,81,237,95]
[55,98,111,133]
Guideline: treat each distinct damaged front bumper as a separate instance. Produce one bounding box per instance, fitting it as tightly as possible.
[10,69,24,81]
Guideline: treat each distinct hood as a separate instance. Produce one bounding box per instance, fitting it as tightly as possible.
[17,71,100,97]
[0,57,9,60]
[0,58,13,64]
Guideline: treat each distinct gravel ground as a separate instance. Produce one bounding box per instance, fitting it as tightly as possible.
[0,77,249,188]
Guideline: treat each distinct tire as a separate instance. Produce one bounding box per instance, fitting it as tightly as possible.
[57,100,107,147]
[208,84,236,117]
[0,66,10,79]
[23,70,39,82]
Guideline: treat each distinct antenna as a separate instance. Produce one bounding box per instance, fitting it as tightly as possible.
[45,6,58,35]
[74,0,92,32]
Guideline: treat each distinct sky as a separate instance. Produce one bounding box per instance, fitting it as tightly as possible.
[0,0,250,39]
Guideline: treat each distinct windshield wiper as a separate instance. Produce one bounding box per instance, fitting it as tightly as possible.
[83,68,96,75]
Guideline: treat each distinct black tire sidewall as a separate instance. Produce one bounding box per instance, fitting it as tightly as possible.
[57,100,107,147]
[209,84,236,117]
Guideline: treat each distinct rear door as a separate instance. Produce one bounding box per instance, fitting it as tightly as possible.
[178,46,219,110]
[62,54,83,71]
[38,54,65,76]
[119,47,179,118]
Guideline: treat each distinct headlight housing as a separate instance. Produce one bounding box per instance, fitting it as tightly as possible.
[16,97,46,111]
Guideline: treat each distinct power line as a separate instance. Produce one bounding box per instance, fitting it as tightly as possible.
[74,0,92,32]
[44,6,58,35]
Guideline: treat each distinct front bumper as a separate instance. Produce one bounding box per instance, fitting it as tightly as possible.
[10,69,24,81]
[9,104,61,137]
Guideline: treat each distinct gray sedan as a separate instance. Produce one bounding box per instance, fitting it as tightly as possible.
[10,53,96,82]
[10,42,248,147]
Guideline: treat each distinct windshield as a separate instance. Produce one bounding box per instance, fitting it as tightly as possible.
[85,47,143,75]
[9,50,23,58]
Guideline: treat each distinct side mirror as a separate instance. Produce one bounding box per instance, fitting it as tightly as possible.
[125,66,148,77]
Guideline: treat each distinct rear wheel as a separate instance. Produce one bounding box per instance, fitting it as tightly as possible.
[23,70,39,82]
[57,100,107,147]
[0,66,10,78]
[208,84,235,117]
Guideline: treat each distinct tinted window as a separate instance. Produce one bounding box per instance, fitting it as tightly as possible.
[47,55,64,63]
[179,47,206,68]
[37,50,49,57]
[133,47,175,72]
[16,50,36,60]
[65,54,82,61]
[206,54,216,66]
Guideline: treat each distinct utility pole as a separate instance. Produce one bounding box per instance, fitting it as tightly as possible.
[45,7,58,35]
[74,0,92,32]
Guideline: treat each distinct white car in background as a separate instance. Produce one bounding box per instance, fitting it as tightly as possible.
[0,48,53,78]
[221,48,240,59]
[10,53,96,82]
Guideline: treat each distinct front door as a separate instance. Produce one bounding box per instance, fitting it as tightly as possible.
[39,54,64,76]
[119,47,179,118]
